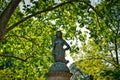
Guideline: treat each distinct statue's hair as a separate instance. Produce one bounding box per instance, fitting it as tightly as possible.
[56,31,62,38]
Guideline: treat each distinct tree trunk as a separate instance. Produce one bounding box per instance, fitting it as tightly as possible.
[114,34,119,65]
[0,0,21,40]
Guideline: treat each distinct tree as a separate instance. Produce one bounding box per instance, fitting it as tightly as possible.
[1,0,119,79]
[74,0,120,79]
[0,0,95,79]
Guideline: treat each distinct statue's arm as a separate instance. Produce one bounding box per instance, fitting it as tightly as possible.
[52,40,56,55]
[52,34,55,45]
[52,42,55,49]
[64,40,70,50]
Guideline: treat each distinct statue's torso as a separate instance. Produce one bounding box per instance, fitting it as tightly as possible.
[53,39,65,58]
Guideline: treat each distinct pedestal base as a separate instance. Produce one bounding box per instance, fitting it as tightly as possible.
[47,72,72,80]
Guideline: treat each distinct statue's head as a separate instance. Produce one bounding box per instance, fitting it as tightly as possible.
[56,31,62,38]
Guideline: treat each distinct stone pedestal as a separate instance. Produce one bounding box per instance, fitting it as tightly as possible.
[47,72,72,80]
[47,62,72,80]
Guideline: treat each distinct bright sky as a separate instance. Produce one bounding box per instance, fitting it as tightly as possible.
[90,0,101,6]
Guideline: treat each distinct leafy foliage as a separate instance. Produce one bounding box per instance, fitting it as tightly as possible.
[0,0,119,79]
[74,0,120,80]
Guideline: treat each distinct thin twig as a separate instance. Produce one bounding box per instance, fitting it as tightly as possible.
[0,54,34,62]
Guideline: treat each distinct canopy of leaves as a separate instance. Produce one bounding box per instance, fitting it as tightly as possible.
[0,0,119,79]
[0,0,91,79]
[74,0,120,80]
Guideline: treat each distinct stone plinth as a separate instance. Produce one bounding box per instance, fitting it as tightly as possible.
[47,72,72,80]
[47,62,72,80]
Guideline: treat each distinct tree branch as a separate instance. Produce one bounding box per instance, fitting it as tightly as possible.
[114,33,119,65]
[6,1,73,34]
[109,50,116,63]
[0,54,34,62]
[5,0,97,36]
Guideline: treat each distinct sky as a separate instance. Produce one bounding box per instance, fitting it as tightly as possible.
[90,0,101,6]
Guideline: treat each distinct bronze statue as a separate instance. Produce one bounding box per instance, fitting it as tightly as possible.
[52,31,70,64]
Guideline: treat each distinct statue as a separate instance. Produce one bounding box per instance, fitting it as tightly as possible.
[52,31,70,64]
[47,31,72,80]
